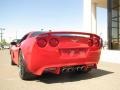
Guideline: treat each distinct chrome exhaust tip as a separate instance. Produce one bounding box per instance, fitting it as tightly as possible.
[67,68,74,72]
[76,67,82,71]
[81,66,87,71]
[62,68,66,73]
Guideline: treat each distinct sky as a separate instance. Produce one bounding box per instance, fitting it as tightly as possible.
[0,0,107,42]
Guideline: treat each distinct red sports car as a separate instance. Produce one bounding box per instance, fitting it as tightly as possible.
[10,31,102,80]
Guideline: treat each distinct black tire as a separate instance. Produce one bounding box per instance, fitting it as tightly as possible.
[18,51,36,80]
[11,59,16,65]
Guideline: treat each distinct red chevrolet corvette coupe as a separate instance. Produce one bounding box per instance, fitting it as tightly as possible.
[10,31,102,80]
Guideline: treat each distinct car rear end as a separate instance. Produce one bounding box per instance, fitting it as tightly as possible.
[28,32,102,75]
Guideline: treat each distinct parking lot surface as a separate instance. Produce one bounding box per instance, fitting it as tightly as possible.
[0,50,120,90]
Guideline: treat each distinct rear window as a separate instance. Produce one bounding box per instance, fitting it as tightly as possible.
[29,31,44,37]
[51,34,90,38]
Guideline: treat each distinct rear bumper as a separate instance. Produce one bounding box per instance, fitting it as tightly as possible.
[27,48,101,75]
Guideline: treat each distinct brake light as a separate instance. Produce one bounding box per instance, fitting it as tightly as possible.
[49,38,59,47]
[94,38,99,47]
[88,39,93,47]
[37,38,47,48]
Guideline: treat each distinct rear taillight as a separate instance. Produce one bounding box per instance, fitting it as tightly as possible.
[88,39,93,47]
[94,38,99,47]
[37,38,47,48]
[49,38,59,47]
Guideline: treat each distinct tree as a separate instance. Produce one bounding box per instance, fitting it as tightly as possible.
[0,39,9,48]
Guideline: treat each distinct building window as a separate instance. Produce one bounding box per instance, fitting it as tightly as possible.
[108,0,120,50]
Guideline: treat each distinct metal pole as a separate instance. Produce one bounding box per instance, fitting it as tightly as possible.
[16,31,17,39]
[0,28,5,42]
[107,0,112,49]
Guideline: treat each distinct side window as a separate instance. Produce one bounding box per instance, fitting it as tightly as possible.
[12,39,20,44]
[19,33,29,43]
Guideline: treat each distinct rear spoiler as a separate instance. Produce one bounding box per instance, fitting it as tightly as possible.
[39,32,100,39]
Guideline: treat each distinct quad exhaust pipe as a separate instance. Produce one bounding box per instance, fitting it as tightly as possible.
[62,68,74,73]
[67,68,74,72]
[62,66,88,73]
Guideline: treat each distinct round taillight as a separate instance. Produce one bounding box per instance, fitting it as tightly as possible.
[88,39,93,47]
[49,38,59,47]
[37,38,47,48]
[94,38,99,47]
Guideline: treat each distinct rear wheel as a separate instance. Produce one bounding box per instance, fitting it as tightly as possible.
[18,51,36,80]
[11,59,16,65]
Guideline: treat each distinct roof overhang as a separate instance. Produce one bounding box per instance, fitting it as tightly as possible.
[92,0,107,8]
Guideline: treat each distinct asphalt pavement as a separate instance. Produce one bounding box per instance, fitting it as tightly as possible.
[0,50,120,90]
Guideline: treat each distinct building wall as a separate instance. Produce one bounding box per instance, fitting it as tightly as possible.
[83,0,108,49]
[83,0,92,33]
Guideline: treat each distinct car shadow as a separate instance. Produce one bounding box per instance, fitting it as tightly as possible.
[35,69,113,84]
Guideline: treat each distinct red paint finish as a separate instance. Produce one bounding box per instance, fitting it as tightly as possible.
[10,31,102,75]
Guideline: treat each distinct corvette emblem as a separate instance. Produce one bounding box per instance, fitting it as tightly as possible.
[72,39,79,43]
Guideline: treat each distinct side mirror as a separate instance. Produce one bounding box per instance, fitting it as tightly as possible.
[10,42,17,45]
